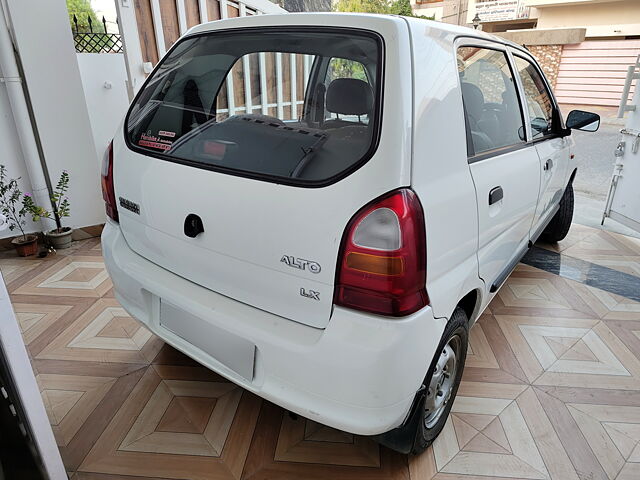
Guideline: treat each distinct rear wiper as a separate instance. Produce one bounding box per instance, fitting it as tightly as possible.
[290,133,328,178]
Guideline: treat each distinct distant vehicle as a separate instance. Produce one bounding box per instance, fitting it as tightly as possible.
[102,13,599,454]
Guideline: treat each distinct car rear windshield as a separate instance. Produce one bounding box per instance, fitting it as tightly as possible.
[125,28,382,185]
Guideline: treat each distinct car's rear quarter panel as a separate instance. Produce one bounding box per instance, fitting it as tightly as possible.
[406,20,483,322]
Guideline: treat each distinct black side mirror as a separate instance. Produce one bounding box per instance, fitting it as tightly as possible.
[531,117,550,134]
[566,110,600,132]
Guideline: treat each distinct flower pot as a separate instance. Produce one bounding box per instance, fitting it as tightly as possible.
[11,234,38,257]
[47,227,73,249]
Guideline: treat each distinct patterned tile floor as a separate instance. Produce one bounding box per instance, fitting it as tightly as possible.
[2,225,640,480]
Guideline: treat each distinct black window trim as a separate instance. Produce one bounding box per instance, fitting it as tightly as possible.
[467,142,531,164]
[455,41,528,163]
[123,26,386,189]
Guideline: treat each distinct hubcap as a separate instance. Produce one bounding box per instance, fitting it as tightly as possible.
[424,334,460,429]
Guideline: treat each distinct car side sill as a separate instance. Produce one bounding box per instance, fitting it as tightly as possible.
[530,203,560,246]
[490,203,560,294]
[490,243,530,293]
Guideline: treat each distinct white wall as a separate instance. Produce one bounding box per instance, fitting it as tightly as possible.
[0,274,67,479]
[0,64,40,239]
[5,0,105,231]
[77,53,130,161]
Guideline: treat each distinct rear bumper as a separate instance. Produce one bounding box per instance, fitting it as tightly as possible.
[101,221,446,435]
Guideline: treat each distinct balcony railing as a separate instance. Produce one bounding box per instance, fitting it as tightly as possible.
[72,14,122,54]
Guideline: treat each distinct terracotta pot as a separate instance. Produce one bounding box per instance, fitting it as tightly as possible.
[11,234,39,257]
[47,227,73,249]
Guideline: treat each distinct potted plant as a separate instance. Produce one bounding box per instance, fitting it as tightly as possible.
[0,165,38,256]
[25,171,73,249]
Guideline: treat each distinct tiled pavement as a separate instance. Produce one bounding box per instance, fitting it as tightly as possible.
[2,225,640,480]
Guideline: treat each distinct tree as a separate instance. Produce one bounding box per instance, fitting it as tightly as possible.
[335,0,433,20]
[334,0,434,18]
[66,0,116,53]
[272,0,332,11]
[333,0,388,13]
[66,0,99,32]
[389,0,413,16]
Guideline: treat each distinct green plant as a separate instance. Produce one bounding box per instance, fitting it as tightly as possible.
[23,171,71,233]
[22,194,49,223]
[0,165,29,242]
[50,171,71,232]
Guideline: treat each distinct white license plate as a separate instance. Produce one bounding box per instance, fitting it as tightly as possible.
[160,301,255,381]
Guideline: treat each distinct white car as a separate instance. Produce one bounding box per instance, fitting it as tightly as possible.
[101,13,600,454]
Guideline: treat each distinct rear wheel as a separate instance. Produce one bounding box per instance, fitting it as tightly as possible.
[411,307,469,454]
[541,183,574,243]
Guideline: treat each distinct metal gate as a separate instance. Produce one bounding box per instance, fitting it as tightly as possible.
[555,40,640,107]
[603,57,640,234]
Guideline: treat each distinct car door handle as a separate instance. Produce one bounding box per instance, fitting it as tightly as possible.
[543,159,553,171]
[489,186,503,205]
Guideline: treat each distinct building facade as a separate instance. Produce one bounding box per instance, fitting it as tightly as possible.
[465,0,640,107]
[411,1,470,25]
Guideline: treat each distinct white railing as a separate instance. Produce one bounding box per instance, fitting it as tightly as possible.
[116,0,287,100]
[216,52,314,122]
[148,0,306,121]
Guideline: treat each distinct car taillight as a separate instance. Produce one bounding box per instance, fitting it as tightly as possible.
[101,140,118,222]
[335,188,429,317]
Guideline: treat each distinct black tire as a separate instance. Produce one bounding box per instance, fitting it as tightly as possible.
[410,307,469,455]
[541,183,574,243]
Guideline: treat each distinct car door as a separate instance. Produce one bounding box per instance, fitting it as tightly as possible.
[511,52,570,239]
[458,41,541,293]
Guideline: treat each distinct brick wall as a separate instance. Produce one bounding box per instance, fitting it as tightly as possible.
[526,45,563,89]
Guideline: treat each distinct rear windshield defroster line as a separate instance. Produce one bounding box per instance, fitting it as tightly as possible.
[124,26,385,188]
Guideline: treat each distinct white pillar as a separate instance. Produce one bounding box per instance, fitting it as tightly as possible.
[0,0,53,224]
[4,0,103,229]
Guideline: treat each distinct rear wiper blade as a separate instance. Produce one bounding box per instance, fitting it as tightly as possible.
[290,133,328,178]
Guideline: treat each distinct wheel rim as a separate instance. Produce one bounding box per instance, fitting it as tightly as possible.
[424,334,461,429]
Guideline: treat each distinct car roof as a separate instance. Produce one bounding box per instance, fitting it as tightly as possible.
[400,14,528,52]
[186,12,529,55]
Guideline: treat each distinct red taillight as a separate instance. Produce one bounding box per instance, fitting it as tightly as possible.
[334,188,429,317]
[101,140,118,222]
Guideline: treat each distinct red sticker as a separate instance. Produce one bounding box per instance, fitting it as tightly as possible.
[139,139,171,150]
[139,133,172,151]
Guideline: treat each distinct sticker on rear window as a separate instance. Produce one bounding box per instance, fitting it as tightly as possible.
[138,132,172,151]
[159,130,176,138]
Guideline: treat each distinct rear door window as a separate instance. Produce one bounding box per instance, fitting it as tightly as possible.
[458,46,525,157]
[126,29,382,185]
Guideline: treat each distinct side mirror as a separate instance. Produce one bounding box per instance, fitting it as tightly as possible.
[531,117,550,134]
[566,110,600,132]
